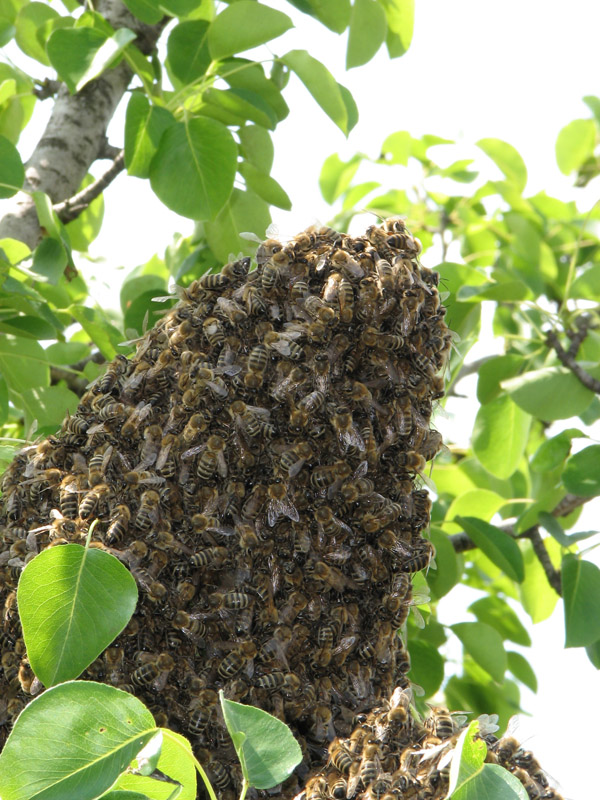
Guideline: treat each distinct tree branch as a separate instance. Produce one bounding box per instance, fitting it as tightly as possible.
[50,352,106,396]
[0,0,165,249]
[54,151,125,224]
[33,79,62,100]
[546,329,600,394]
[449,493,591,595]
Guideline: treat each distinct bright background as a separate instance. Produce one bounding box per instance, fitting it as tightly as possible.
[8,1,600,796]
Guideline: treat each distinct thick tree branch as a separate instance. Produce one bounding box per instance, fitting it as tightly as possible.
[0,0,165,249]
[54,151,125,224]
[449,493,591,595]
[546,329,600,394]
[33,79,62,101]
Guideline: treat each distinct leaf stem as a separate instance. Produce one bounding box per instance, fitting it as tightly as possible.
[239,777,250,800]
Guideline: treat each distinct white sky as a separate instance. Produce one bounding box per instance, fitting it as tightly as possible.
[5,1,600,796]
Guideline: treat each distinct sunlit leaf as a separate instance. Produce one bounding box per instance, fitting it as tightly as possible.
[502,367,595,420]
[125,94,176,179]
[281,50,348,133]
[346,0,387,69]
[451,622,507,683]
[563,444,600,497]
[150,117,237,219]
[18,544,138,686]
[472,394,531,479]
[477,138,527,192]
[562,554,600,647]
[0,134,24,198]
[506,651,537,692]
[0,682,157,800]
[113,730,196,800]
[456,517,524,583]
[220,692,302,789]
[519,538,561,623]
[407,639,444,697]
[380,0,414,58]
[208,1,292,60]
[556,118,596,175]
[468,596,530,644]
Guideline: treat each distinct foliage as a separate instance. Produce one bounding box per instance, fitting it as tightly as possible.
[0,0,599,795]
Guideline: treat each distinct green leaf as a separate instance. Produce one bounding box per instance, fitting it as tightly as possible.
[337,82,358,133]
[407,639,444,697]
[448,721,486,795]
[571,264,600,299]
[530,430,583,473]
[15,2,59,65]
[319,153,362,204]
[444,489,505,533]
[18,543,138,686]
[286,0,351,33]
[562,554,600,647]
[99,792,152,800]
[0,682,157,800]
[20,383,81,433]
[468,596,530,645]
[220,692,302,789]
[239,162,291,210]
[0,134,24,198]
[166,20,211,86]
[380,0,414,58]
[65,172,105,251]
[519,537,561,623]
[476,355,522,404]
[456,516,524,583]
[346,0,387,68]
[69,305,118,361]
[239,125,274,173]
[124,289,167,336]
[502,367,595,420]
[0,335,49,391]
[556,119,596,175]
[208,1,292,60]
[113,730,196,800]
[451,621,507,683]
[204,187,271,262]
[122,0,163,25]
[563,444,600,497]
[202,87,277,130]
[125,94,175,179]
[281,50,348,134]
[506,651,537,692]
[477,138,528,192]
[451,761,528,800]
[47,27,137,93]
[31,237,67,283]
[45,341,90,365]
[427,527,459,599]
[538,511,598,547]
[150,117,237,220]
[472,394,531,479]
[586,639,600,669]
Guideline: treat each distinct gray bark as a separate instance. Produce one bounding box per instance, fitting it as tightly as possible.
[0,0,164,249]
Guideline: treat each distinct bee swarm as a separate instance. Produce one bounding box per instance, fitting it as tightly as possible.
[0,220,561,799]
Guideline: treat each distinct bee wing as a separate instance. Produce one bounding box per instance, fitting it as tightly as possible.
[156,442,172,471]
[245,405,271,419]
[239,231,262,243]
[353,460,369,479]
[215,364,242,376]
[182,444,206,460]
[288,458,307,478]
[332,635,358,657]
[340,428,365,452]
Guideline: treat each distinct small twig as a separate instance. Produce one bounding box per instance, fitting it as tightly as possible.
[524,527,562,595]
[97,137,123,161]
[33,79,62,100]
[566,315,597,358]
[545,329,600,394]
[54,151,125,224]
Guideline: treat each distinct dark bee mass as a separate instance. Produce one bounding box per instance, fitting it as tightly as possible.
[0,220,561,800]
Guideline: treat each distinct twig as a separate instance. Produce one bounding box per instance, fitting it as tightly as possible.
[33,79,62,100]
[54,151,125,224]
[566,315,598,358]
[97,137,123,161]
[449,493,592,595]
[546,329,600,394]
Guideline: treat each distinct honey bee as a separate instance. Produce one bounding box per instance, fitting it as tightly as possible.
[313,506,352,538]
[331,406,365,452]
[78,483,108,520]
[132,652,174,690]
[94,354,128,395]
[202,316,225,348]
[103,505,130,545]
[270,365,308,402]
[329,248,364,279]
[245,344,269,387]
[258,625,292,667]
[190,546,228,569]
[401,541,435,573]
[266,482,299,526]
[135,424,162,469]
[278,441,313,478]
[173,610,206,640]
[59,475,81,519]
[218,641,257,679]
[310,560,356,592]
[328,739,355,774]
[181,412,208,443]
[135,490,160,530]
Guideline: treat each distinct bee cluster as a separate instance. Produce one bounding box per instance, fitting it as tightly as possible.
[0,219,558,800]
[302,689,564,800]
